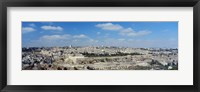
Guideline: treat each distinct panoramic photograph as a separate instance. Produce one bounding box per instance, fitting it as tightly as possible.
[22,22,178,70]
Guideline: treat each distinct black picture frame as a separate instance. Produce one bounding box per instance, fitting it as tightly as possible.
[0,0,200,92]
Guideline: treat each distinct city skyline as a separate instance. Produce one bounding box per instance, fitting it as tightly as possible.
[22,22,178,48]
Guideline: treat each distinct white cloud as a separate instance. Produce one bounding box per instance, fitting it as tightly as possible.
[98,38,177,48]
[96,23,151,37]
[118,38,125,41]
[97,32,101,35]
[119,28,134,35]
[120,28,151,37]
[95,23,123,31]
[89,39,99,43]
[127,30,151,37]
[26,34,95,47]
[120,28,133,33]
[41,25,63,31]
[104,33,110,37]
[41,34,71,40]
[40,34,88,41]
[161,29,169,32]
[22,27,36,34]
[29,23,36,27]
[73,34,88,38]
[25,34,177,48]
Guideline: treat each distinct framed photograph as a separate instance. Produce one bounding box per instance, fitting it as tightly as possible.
[0,0,199,92]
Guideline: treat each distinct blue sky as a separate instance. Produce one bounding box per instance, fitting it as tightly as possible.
[22,22,178,48]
